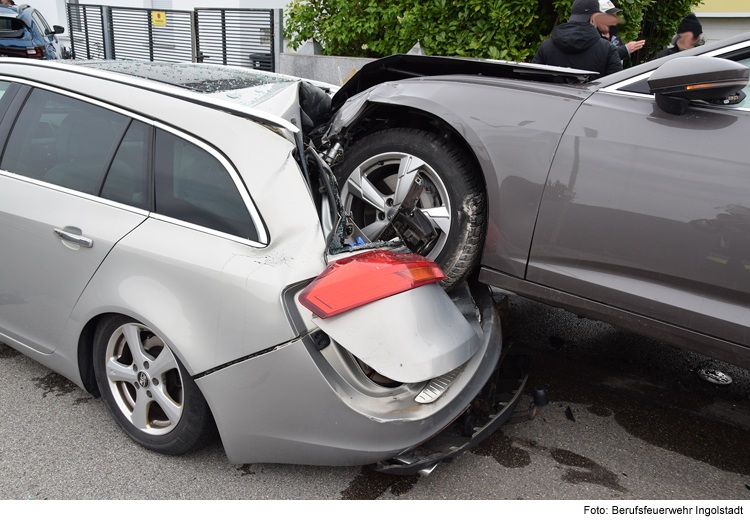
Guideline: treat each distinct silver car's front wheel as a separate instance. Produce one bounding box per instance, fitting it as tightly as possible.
[93,315,215,454]
[335,128,486,289]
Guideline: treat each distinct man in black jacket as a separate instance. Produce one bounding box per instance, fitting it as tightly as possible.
[532,0,622,80]
[654,14,704,59]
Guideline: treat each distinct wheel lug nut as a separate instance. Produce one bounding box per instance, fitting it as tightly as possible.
[146,390,152,398]
[152,378,159,386]
[132,365,137,371]
[143,361,149,369]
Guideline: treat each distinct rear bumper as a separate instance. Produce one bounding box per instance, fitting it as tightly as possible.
[375,355,529,474]
[196,280,505,466]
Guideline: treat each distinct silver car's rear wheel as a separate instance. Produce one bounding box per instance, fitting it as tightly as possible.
[93,315,216,454]
[104,322,183,435]
[335,128,486,289]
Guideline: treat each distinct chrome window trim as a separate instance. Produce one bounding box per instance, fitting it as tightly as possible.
[0,170,267,249]
[0,58,299,134]
[0,75,156,123]
[701,40,750,57]
[0,76,270,246]
[0,170,150,217]
[151,122,269,246]
[148,212,266,249]
[598,41,750,113]
[600,71,654,97]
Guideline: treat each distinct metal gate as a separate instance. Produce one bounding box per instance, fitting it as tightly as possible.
[194,8,274,71]
[66,4,277,72]
[67,4,108,60]
[109,6,194,63]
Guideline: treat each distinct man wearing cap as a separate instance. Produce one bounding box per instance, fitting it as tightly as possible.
[532,0,622,79]
[654,14,704,59]
[595,0,645,63]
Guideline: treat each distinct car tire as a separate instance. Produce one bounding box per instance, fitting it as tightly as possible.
[335,128,486,289]
[93,315,216,455]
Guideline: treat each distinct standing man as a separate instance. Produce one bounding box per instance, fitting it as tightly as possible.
[595,0,645,63]
[532,0,622,79]
[654,14,704,59]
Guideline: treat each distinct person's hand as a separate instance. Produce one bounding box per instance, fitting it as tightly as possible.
[626,40,645,53]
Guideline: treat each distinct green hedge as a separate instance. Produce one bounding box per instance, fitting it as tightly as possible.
[285,0,702,63]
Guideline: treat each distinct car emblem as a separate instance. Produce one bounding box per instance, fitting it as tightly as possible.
[137,371,149,388]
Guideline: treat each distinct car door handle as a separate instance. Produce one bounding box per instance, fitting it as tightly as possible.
[53,228,94,248]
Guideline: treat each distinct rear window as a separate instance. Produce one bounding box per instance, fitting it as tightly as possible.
[154,129,259,241]
[0,17,27,39]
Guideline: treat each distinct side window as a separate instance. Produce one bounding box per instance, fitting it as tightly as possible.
[32,12,52,35]
[100,120,150,209]
[0,81,11,101]
[154,129,258,241]
[1,88,129,194]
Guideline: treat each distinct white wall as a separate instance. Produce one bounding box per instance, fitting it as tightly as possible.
[697,16,750,43]
[33,1,290,29]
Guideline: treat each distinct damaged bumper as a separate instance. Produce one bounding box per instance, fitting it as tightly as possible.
[375,354,529,475]
[196,280,511,467]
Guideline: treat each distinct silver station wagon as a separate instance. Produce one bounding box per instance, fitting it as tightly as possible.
[0,58,523,475]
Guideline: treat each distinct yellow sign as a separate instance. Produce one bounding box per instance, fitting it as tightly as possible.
[152,11,167,27]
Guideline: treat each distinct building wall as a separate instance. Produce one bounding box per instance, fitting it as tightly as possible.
[694,0,750,43]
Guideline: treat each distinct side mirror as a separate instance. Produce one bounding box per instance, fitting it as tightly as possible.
[47,25,65,35]
[648,56,749,115]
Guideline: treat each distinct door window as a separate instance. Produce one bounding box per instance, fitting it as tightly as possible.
[154,129,258,241]
[1,88,129,194]
[100,120,150,209]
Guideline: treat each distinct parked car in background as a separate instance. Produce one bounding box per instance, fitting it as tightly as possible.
[0,4,64,60]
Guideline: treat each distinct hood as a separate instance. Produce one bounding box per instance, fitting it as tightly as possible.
[551,22,602,54]
[331,53,594,110]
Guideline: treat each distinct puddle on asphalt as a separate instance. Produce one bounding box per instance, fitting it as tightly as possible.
[32,372,79,398]
[470,429,531,468]
[471,428,627,493]
[550,448,627,492]
[502,295,750,476]
[341,466,418,500]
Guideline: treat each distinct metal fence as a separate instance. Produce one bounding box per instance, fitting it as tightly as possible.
[110,6,195,63]
[195,8,274,70]
[67,4,108,60]
[66,4,277,72]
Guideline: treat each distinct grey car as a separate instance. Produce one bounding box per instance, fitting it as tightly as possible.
[0,59,526,474]
[321,32,750,373]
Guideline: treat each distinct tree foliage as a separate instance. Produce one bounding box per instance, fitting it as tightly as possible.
[285,0,703,64]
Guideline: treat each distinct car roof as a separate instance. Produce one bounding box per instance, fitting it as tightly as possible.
[70,59,296,94]
[0,58,301,134]
[0,4,30,19]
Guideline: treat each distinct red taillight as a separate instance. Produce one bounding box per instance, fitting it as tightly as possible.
[299,250,446,319]
[26,46,46,59]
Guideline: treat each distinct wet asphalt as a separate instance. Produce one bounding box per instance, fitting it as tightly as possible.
[1,289,748,500]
